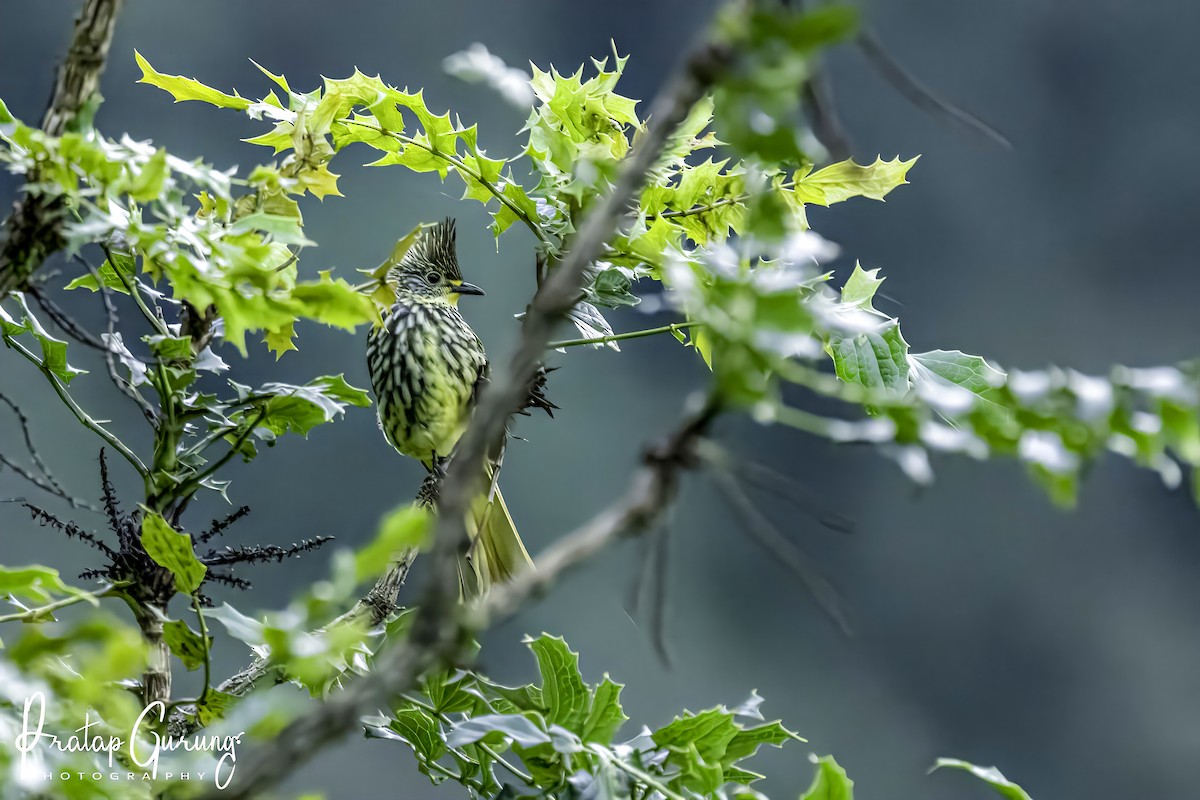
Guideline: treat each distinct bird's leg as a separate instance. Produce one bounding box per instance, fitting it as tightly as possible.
[418,453,449,509]
[520,364,558,418]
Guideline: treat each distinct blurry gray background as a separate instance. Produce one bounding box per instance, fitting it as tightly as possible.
[3,1,1200,798]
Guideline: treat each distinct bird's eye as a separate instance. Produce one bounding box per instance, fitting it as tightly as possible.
[425,272,440,285]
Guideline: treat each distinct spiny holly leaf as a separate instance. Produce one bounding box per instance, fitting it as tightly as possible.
[828,324,909,394]
[135,51,251,110]
[369,707,446,765]
[263,322,298,359]
[0,295,87,384]
[933,759,1033,800]
[911,350,1007,406]
[64,250,136,294]
[793,156,918,206]
[196,689,237,726]
[801,755,854,800]
[140,513,206,594]
[290,271,380,330]
[652,707,740,765]
[244,374,371,436]
[446,713,552,748]
[839,263,885,311]
[162,619,211,671]
[582,676,628,744]
[526,634,590,733]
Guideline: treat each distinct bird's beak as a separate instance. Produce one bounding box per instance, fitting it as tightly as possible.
[451,281,485,297]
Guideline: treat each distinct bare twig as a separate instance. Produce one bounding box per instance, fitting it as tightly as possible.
[27,286,107,351]
[706,465,853,636]
[699,441,855,535]
[0,391,98,509]
[84,259,159,422]
[0,0,126,295]
[856,27,1012,150]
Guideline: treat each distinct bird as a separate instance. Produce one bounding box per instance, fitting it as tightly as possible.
[365,218,533,594]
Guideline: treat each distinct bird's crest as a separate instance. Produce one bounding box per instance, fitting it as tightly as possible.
[400,217,462,280]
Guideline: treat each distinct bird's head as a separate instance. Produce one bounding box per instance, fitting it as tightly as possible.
[384,218,485,305]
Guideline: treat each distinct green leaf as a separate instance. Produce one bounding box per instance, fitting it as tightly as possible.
[724,720,801,764]
[64,251,136,294]
[933,759,1033,800]
[356,505,432,582]
[589,267,640,308]
[146,334,193,363]
[1,295,87,384]
[840,263,885,311]
[828,324,910,394]
[446,713,552,748]
[582,676,628,743]
[652,707,739,765]
[290,271,379,330]
[127,148,169,202]
[231,212,315,246]
[0,565,79,604]
[204,602,265,646]
[793,156,918,206]
[526,634,590,733]
[801,755,854,800]
[196,689,237,726]
[490,181,540,236]
[264,321,298,359]
[135,51,251,110]
[140,512,206,594]
[912,350,1008,402]
[162,619,210,671]
[249,374,372,437]
[381,707,447,763]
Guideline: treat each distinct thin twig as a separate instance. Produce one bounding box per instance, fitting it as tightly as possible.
[84,258,159,422]
[856,28,1012,151]
[2,333,148,478]
[27,286,107,351]
[0,583,120,624]
[340,118,552,248]
[707,466,853,635]
[548,321,701,350]
[0,391,96,509]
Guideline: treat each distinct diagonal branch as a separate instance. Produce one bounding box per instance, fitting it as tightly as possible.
[200,397,717,800]
[197,5,742,794]
[0,0,126,295]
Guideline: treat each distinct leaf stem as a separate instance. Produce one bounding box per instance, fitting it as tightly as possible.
[401,693,535,786]
[548,321,701,350]
[596,749,686,800]
[647,179,799,222]
[0,584,121,624]
[192,592,212,706]
[105,245,171,337]
[340,118,551,247]
[175,407,267,499]
[2,333,148,478]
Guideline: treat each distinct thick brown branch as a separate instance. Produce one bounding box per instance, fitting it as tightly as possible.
[0,0,125,295]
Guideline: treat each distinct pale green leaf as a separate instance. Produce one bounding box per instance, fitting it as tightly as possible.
[140,513,206,594]
[135,51,251,110]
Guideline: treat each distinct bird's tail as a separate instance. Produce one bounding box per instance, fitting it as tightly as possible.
[460,471,533,595]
